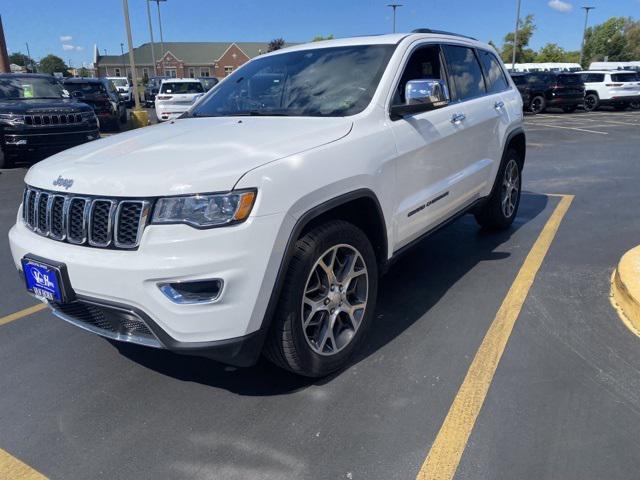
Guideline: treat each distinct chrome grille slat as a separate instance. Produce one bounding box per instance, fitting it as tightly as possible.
[25,113,83,127]
[22,187,149,250]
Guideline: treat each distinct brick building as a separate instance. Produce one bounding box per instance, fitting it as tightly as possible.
[93,41,281,80]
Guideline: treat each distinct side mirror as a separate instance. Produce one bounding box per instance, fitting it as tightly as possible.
[390,79,450,119]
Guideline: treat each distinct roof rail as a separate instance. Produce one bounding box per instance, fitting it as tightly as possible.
[411,28,477,41]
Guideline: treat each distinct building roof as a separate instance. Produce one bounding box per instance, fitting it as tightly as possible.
[96,42,284,65]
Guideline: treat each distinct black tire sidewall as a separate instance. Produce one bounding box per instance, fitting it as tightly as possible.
[585,94,599,111]
[530,95,545,114]
[280,222,378,376]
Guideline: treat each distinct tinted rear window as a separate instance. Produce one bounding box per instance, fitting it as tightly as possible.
[611,73,639,82]
[557,74,582,85]
[160,82,204,94]
[442,45,486,101]
[64,82,105,94]
[511,75,526,86]
[478,50,509,93]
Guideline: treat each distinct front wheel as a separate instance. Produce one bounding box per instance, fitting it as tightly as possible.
[584,93,599,112]
[474,148,522,230]
[529,95,545,114]
[264,221,378,377]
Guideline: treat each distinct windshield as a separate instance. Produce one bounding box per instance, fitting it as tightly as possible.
[111,79,129,87]
[612,73,639,82]
[0,76,66,100]
[190,44,395,117]
[64,82,106,95]
[160,82,204,94]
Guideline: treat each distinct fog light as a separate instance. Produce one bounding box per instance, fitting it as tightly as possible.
[158,278,223,304]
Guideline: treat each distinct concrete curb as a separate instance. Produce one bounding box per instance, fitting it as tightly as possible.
[611,246,640,335]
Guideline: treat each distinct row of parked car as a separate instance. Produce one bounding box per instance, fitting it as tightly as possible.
[510,70,640,114]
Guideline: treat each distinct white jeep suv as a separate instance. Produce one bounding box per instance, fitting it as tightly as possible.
[9,31,525,377]
[579,70,640,111]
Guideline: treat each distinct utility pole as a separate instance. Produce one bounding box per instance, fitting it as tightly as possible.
[387,4,402,33]
[120,42,126,77]
[25,42,35,72]
[512,0,522,69]
[154,0,167,64]
[0,15,10,74]
[122,0,146,125]
[579,6,595,67]
[146,0,157,75]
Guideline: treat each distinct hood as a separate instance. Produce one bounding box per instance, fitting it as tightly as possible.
[25,116,353,196]
[0,98,92,114]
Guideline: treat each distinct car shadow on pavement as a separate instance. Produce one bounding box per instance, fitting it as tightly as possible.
[111,192,550,395]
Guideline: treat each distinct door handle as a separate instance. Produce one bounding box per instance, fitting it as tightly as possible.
[450,113,466,125]
[494,100,505,110]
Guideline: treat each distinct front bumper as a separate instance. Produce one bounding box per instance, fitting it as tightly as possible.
[2,129,100,158]
[9,211,286,363]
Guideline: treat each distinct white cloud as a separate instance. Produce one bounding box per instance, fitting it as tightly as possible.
[62,44,84,51]
[59,35,73,42]
[548,0,573,12]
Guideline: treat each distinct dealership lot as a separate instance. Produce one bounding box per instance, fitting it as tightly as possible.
[1,111,640,479]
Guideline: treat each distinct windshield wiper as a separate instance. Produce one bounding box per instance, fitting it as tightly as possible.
[233,110,289,116]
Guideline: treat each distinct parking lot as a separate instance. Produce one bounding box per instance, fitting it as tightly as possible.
[1,108,640,479]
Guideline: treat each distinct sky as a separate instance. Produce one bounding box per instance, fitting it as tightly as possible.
[2,0,639,67]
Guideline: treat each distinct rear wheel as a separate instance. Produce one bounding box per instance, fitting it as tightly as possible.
[264,221,378,377]
[584,93,599,112]
[630,101,640,110]
[529,95,545,114]
[474,148,522,230]
[562,105,577,113]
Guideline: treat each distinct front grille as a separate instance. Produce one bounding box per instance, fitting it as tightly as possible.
[23,186,150,250]
[51,300,160,347]
[25,113,83,127]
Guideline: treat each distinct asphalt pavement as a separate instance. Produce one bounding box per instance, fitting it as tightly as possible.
[1,109,640,479]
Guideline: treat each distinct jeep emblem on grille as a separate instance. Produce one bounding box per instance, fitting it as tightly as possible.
[53,176,74,190]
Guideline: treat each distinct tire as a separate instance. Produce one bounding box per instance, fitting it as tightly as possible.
[584,93,599,112]
[474,148,522,230]
[529,95,545,114]
[562,105,577,113]
[0,148,14,169]
[264,220,379,377]
[630,101,640,110]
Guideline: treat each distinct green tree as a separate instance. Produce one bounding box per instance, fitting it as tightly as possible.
[8,51,35,72]
[582,17,634,66]
[78,67,89,78]
[536,43,566,62]
[500,14,536,64]
[267,38,285,52]
[312,34,334,42]
[39,54,69,76]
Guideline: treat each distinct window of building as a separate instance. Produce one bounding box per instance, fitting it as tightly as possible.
[142,68,149,78]
[165,68,177,78]
[189,68,195,78]
[200,68,210,77]
[224,66,234,76]
[442,45,486,101]
[477,50,509,94]
[114,68,121,76]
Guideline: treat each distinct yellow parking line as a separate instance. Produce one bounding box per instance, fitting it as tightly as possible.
[416,194,574,480]
[0,448,47,479]
[0,304,47,327]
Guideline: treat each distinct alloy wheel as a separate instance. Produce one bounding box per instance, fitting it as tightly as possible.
[530,97,544,114]
[501,159,520,219]
[301,244,369,356]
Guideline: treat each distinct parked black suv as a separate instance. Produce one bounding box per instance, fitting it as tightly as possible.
[510,72,585,114]
[0,74,99,168]
[143,76,170,106]
[63,78,127,131]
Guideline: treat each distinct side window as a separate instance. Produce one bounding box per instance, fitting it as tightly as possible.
[442,45,486,101]
[393,44,446,105]
[477,50,509,93]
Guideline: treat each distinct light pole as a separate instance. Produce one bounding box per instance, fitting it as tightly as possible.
[145,0,157,75]
[120,42,126,77]
[154,0,166,64]
[25,42,35,72]
[579,6,595,67]
[122,0,143,117]
[512,0,522,69]
[387,4,402,33]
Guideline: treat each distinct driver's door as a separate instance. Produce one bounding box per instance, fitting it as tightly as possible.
[389,43,468,250]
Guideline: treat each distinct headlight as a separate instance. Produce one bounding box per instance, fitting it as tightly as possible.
[152,190,256,228]
[0,113,25,126]
[81,111,97,121]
